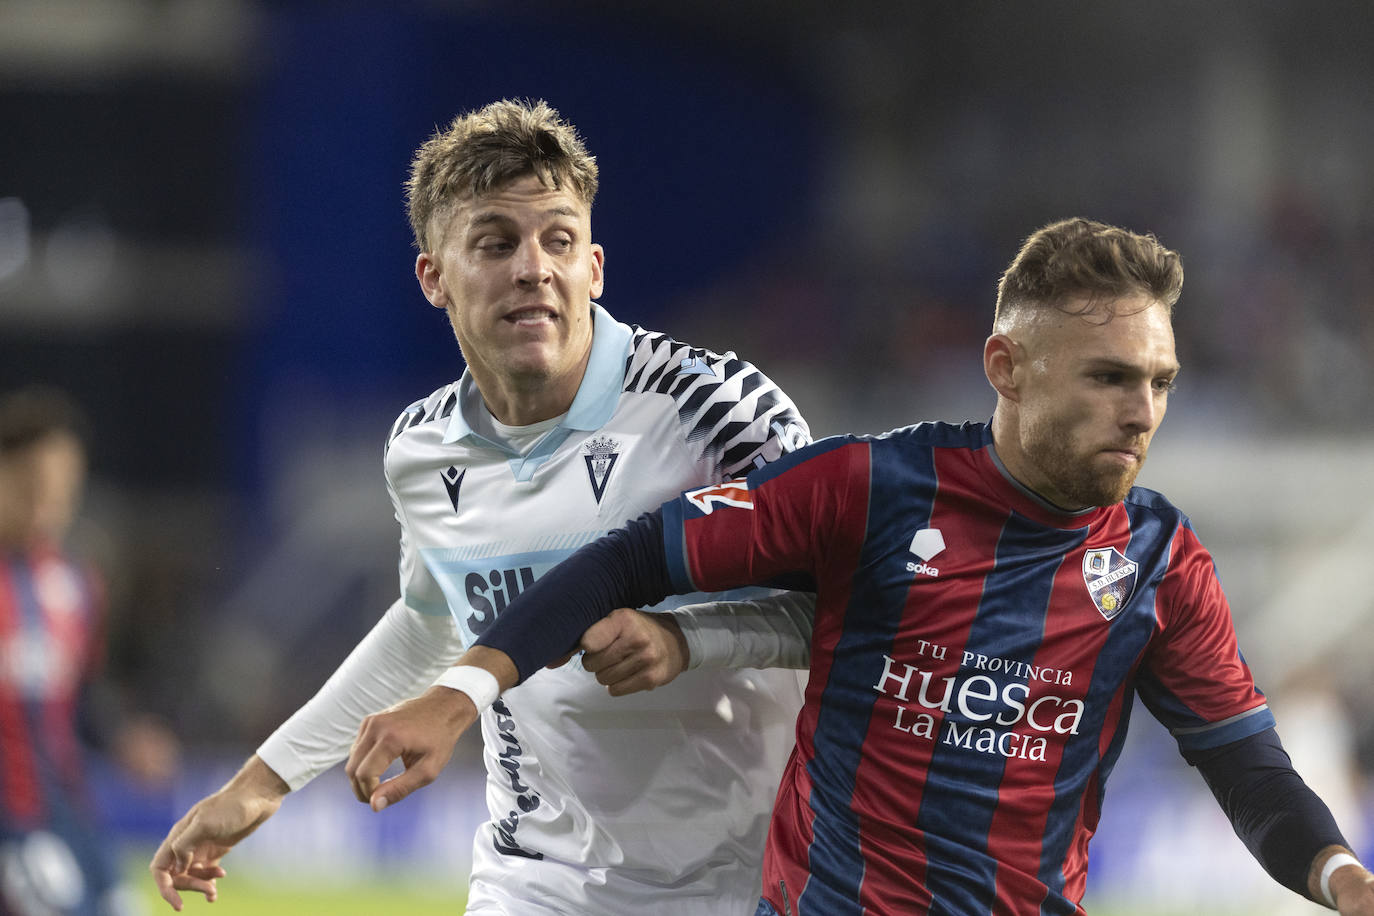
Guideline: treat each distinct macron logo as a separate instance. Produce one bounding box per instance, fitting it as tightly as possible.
[907,528,945,577]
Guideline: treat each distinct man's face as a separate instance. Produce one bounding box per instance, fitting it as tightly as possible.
[416,174,604,417]
[0,431,86,546]
[1003,294,1179,509]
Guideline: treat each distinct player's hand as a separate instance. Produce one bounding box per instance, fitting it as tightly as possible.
[578,607,689,696]
[345,685,477,812]
[1331,861,1374,914]
[149,755,287,911]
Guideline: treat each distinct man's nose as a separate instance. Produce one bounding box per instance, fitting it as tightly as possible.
[514,242,552,286]
[1121,383,1159,433]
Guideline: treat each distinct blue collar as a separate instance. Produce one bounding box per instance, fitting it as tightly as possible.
[441,304,632,476]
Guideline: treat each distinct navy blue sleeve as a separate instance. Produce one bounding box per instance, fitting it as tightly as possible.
[1189,727,1347,898]
[473,510,675,683]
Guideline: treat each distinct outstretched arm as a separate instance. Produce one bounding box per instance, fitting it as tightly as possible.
[148,755,288,911]
[149,600,461,909]
[1193,728,1374,911]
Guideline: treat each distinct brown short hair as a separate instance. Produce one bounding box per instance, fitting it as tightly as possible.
[994,218,1183,329]
[405,98,599,253]
[0,385,87,455]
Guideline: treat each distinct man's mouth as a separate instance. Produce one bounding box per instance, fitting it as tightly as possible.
[1101,446,1142,464]
[505,307,556,325]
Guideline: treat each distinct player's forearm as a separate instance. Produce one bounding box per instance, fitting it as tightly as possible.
[1194,728,1349,900]
[1307,844,1373,910]
[675,589,815,670]
[230,754,292,801]
[257,599,463,789]
[474,509,674,682]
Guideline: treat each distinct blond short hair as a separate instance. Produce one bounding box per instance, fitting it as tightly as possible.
[406,98,599,252]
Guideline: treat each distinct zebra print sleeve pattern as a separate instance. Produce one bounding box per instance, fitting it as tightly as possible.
[624,326,811,479]
[385,384,460,455]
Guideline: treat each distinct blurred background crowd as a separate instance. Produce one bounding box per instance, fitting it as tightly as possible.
[3,1,1374,912]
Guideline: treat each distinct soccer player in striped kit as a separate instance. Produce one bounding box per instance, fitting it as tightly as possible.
[151,99,814,914]
[2,387,180,916]
[350,218,1374,914]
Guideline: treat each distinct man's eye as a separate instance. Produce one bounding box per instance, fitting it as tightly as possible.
[1153,378,1178,393]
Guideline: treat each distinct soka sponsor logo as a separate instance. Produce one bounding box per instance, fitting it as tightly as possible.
[906,527,945,577]
[873,641,1083,763]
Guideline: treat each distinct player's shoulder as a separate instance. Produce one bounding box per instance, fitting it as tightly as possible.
[622,324,771,394]
[385,381,461,452]
[870,420,993,452]
[1122,483,1191,527]
[754,421,987,481]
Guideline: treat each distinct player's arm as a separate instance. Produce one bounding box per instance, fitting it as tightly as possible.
[346,509,679,810]
[149,754,286,911]
[571,589,815,696]
[150,599,463,909]
[598,333,815,690]
[1190,729,1374,911]
[672,590,814,670]
[347,443,853,811]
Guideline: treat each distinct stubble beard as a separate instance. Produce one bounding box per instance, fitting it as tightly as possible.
[1024,417,1146,509]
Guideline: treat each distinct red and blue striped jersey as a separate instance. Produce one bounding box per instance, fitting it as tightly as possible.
[661,421,1274,915]
[0,542,102,830]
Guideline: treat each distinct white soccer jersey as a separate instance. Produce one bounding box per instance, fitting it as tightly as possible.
[384,305,810,915]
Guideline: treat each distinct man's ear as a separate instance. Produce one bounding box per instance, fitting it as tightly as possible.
[984,333,1022,402]
[416,252,445,309]
[588,243,605,300]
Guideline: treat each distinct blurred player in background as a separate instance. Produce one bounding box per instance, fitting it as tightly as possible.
[348,218,1374,914]
[150,99,814,914]
[1,386,180,916]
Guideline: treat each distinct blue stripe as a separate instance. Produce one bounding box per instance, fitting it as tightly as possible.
[3,555,60,819]
[798,435,938,915]
[661,497,694,593]
[1034,503,1174,910]
[917,514,1088,915]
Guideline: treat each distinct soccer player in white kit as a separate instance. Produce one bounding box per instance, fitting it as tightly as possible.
[150,99,814,915]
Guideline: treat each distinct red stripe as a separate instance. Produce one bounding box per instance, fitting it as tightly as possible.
[847,445,1015,912]
[697,443,871,911]
[1151,523,1267,720]
[0,558,45,824]
[984,505,1133,911]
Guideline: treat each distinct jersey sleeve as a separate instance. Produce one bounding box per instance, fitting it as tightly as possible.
[674,589,816,670]
[257,599,464,789]
[383,396,450,618]
[662,436,869,596]
[624,328,811,480]
[1136,520,1276,754]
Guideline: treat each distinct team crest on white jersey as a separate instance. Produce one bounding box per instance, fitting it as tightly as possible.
[583,436,621,504]
[1082,547,1137,620]
[685,479,754,514]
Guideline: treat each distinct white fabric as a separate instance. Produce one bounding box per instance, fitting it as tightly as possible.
[256,599,463,791]
[393,308,810,914]
[1321,852,1362,907]
[677,591,815,670]
[433,665,501,713]
[259,306,813,914]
